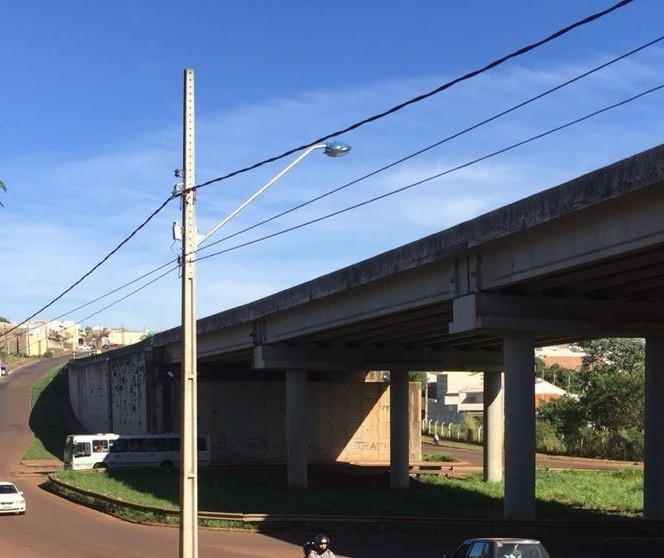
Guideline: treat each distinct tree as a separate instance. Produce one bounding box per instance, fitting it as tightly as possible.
[0,316,9,323]
[537,361,580,394]
[577,338,644,432]
[536,338,645,460]
[0,179,5,207]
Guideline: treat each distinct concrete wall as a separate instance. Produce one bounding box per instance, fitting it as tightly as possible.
[68,349,151,433]
[68,358,111,432]
[68,353,421,464]
[192,380,420,463]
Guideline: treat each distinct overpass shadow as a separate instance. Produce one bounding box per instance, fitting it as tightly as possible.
[28,364,82,460]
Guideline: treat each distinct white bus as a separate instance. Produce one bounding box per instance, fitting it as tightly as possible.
[63,433,212,471]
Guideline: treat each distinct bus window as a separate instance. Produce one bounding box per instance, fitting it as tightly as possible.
[92,439,108,453]
[74,442,91,458]
[148,437,168,452]
[110,438,127,453]
[168,437,180,452]
[197,437,208,451]
[128,438,146,452]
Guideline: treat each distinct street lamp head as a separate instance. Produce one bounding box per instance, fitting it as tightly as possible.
[323,141,351,158]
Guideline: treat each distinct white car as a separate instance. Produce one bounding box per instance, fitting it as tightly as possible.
[0,481,25,514]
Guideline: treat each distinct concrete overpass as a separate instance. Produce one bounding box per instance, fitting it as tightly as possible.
[72,142,664,521]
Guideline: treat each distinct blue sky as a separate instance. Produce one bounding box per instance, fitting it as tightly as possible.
[2,0,664,332]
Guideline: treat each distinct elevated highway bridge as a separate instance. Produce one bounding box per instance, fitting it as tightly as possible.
[71,142,664,521]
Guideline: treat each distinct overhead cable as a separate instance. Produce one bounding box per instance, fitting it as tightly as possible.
[27,34,660,331]
[197,34,664,254]
[3,194,178,337]
[6,1,639,332]
[195,83,664,263]
[194,0,635,191]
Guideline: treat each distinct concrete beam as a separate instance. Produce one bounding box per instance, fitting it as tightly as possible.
[450,293,664,336]
[253,344,503,372]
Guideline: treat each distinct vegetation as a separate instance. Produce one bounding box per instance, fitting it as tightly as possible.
[48,465,644,525]
[25,364,71,460]
[422,452,456,462]
[536,338,645,461]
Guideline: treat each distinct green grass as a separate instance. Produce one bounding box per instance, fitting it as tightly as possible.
[50,465,645,521]
[25,364,70,460]
[422,452,456,462]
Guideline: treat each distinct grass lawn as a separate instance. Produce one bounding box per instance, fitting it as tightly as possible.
[50,464,644,522]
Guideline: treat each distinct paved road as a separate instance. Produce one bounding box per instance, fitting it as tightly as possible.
[0,359,658,557]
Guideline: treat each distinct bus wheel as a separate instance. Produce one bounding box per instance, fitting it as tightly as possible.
[160,460,174,470]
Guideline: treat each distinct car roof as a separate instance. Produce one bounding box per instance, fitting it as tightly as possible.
[462,538,542,544]
[0,481,17,486]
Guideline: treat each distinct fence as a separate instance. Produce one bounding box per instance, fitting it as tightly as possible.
[422,419,483,443]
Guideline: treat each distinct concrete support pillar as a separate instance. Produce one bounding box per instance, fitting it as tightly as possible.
[644,337,664,519]
[390,369,410,488]
[483,370,504,483]
[286,369,308,489]
[503,333,536,520]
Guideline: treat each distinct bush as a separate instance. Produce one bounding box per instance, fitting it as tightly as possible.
[536,419,566,455]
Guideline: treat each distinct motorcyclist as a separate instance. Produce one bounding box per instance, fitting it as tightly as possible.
[305,533,335,558]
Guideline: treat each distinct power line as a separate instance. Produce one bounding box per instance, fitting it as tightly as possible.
[194,0,635,191]
[22,34,660,333]
[195,83,664,264]
[76,266,178,325]
[11,81,659,337]
[0,265,180,355]
[3,1,638,333]
[0,261,179,349]
[197,34,664,255]
[3,194,178,338]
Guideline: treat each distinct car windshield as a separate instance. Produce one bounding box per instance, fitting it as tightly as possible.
[496,542,550,558]
[0,484,18,494]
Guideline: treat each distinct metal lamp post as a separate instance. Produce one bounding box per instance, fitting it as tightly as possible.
[177,68,350,558]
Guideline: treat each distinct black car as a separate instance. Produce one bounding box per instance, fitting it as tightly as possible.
[444,538,551,558]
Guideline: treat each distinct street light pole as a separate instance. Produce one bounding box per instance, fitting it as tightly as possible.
[180,68,198,558]
[176,67,349,558]
[197,141,351,247]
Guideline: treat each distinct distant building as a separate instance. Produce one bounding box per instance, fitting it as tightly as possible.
[0,321,50,356]
[427,371,484,423]
[535,344,586,370]
[426,371,569,424]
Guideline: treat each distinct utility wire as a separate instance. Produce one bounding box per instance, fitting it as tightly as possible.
[197,34,664,254]
[4,265,178,356]
[3,194,178,337]
[16,33,659,334]
[194,0,635,191]
[76,266,178,325]
[195,83,664,264]
[1,0,639,334]
[10,81,659,336]
[0,260,179,348]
